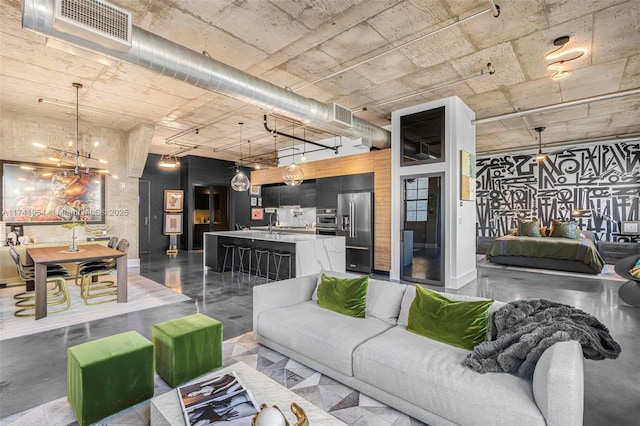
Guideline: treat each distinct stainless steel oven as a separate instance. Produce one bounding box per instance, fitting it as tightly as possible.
[316,208,337,235]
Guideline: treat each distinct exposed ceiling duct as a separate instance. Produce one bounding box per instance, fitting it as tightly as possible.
[22,0,391,148]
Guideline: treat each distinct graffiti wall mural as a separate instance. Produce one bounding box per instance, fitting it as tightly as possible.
[476,142,640,241]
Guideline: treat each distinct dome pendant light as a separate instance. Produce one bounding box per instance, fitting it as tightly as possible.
[282,125,304,186]
[231,122,251,192]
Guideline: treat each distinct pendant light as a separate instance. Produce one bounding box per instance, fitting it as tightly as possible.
[534,127,547,162]
[282,123,304,186]
[231,122,251,192]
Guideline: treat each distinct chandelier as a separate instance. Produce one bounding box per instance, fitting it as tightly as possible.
[282,133,304,186]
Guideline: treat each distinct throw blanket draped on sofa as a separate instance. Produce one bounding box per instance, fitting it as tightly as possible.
[465,299,621,380]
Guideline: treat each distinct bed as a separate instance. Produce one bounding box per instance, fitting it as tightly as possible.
[485,235,605,275]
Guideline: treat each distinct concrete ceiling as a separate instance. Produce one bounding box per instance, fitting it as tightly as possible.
[1,0,639,166]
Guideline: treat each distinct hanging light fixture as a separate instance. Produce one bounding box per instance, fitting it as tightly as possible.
[282,122,304,186]
[534,127,547,162]
[300,128,306,161]
[231,122,251,192]
[158,153,180,168]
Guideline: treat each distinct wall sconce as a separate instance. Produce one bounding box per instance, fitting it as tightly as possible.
[545,36,587,80]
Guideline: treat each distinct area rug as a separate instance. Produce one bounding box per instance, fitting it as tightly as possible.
[0,273,191,341]
[1,332,424,426]
[476,255,625,282]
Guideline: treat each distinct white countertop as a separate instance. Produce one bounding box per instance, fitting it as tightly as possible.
[205,230,341,242]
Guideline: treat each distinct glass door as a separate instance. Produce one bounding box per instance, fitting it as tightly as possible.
[401,173,443,285]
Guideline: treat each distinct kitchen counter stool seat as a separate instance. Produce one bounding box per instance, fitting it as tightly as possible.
[273,252,292,281]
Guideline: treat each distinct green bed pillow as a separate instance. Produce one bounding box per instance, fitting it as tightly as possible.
[518,219,541,237]
[317,273,368,318]
[549,219,578,239]
[407,286,493,350]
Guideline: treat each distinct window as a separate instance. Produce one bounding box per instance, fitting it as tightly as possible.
[405,178,429,222]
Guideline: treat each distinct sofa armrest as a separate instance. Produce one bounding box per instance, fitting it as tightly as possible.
[253,274,318,334]
[532,340,584,426]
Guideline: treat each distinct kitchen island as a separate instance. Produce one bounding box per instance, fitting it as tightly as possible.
[204,231,345,278]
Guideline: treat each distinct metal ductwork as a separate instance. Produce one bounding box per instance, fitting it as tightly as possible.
[22,0,391,148]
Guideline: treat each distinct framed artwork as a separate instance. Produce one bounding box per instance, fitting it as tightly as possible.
[164,213,183,234]
[0,160,105,224]
[621,221,639,234]
[460,150,476,201]
[250,197,257,207]
[251,208,264,221]
[164,189,184,212]
[250,185,261,196]
[257,197,262,207]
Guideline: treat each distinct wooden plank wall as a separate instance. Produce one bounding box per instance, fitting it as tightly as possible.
[251,150,392,271]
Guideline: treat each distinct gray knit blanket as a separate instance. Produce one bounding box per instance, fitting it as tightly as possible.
[464,299,621,380]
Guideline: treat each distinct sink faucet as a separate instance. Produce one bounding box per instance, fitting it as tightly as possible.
[268,213,280,234]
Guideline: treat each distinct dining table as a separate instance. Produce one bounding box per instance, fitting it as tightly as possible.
[26,244,127,320]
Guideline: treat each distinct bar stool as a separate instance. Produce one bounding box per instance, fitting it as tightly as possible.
[254,248,271,281]
[273,252,292,281]
[237,246,252,275]
[221,244,235,273]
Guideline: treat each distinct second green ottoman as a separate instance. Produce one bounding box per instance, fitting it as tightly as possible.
[67,331,154,426]
[152,313,223,387]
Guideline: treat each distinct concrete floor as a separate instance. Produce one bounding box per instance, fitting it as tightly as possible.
[0,251,638,424]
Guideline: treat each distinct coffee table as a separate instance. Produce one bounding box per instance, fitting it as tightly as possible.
[150,361,347,425]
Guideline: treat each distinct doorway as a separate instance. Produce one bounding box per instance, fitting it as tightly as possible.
[192,185,229,250]
[400,173,443,285]
[138,180,150,254]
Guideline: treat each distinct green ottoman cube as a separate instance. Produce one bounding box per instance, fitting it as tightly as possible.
[67,331,154,426]
[152,313,223,387]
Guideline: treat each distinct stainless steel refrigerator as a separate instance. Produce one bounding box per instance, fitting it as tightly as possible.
[337,192,373,273]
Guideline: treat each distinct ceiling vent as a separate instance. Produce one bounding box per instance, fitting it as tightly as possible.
[327,103,353,128]
[53,0,132,52]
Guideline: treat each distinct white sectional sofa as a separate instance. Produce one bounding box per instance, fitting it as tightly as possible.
[253,273,584,426]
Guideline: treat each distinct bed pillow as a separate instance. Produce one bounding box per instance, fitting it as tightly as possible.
[316,273,368,318]
[539,226,549,237]
[549,219,578,239]
[518,219,541,237]
[406,286,494,350]
[629,258,640,279]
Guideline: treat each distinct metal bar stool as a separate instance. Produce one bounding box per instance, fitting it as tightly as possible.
[237,246,252,275]
[221,244,235,273]
[273,252,292,281]
[254,249,271,281]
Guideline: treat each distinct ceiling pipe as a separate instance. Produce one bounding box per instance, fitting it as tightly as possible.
[263,115,338,154]
[473,88,640,125]
[22,0,390,148]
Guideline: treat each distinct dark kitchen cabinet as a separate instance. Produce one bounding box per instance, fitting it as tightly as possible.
[340,173,374,193]
[262,185,280,208]
[299,181,316,207]
[316,177,340,208]
[279,185,299,206]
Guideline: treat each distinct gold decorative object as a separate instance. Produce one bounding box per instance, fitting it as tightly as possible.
[251,402,308,426]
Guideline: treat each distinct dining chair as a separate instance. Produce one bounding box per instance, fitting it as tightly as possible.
[9,246,73,317]
[74,236,119,286]
[78,239,129,305]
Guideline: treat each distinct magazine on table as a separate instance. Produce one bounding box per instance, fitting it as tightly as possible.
[177,371,259,426]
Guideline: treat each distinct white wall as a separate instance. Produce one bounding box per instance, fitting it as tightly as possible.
[390,96,476,289]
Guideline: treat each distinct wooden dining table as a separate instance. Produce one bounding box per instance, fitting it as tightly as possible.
[26,244,127,320]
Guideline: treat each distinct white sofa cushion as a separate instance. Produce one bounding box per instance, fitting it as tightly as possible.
[353,326,546,426]
[255,300,393,376]
[312,271,407,325]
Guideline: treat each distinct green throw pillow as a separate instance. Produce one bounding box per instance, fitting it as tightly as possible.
[407,286,493,350]
[317,274,368,318]
[518,219,541,237]
[549,219,578,239]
